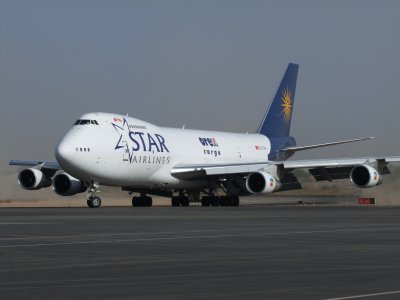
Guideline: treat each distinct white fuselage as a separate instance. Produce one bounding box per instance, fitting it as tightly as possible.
[55,112,271,190]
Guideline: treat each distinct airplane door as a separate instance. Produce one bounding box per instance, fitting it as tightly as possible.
[121,141,129,162]
[237,146,242,160]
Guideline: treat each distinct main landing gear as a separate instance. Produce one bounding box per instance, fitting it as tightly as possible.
[170,190,240,207]
[171,195,190,207]
[201,195,239,207]
[132,194,153,207]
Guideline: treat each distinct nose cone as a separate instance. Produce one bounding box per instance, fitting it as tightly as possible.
[55,139,75,169]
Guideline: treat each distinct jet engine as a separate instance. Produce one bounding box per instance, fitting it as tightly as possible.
[350,164,382,188]
[246,171,281,194]
[18,168,52,190]
[53,173,87,196]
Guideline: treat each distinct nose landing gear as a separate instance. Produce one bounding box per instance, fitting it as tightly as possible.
[86,181,102,208]
[87,196,102,208]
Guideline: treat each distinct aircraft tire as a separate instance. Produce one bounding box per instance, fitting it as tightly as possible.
[211,197,219,206]
[232,196,240,206]
[227,196,239,206]
[87,196,101,208]
[132,197,142,207]
[219,196,228,206]
[201,196,211,207]
[171,196,180,207]
[183,197,189,206]
[179,196,190,207]
[145,196,153,207]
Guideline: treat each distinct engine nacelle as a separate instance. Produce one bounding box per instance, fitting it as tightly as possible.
[18,168,52,190]
[350,164,383,188]
[246,171,281,194]
[53,173,87,196]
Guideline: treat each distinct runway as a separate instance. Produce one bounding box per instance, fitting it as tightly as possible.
[0,205,400,299]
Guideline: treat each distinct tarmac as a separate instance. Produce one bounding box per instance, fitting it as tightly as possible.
[0,204,400,299]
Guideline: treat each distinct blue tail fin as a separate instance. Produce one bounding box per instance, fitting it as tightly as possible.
[257,63,299,137]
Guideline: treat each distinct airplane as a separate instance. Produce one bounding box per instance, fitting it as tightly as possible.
[9,63,400,208]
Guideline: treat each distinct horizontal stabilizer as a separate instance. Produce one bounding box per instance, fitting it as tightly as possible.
[282,137,374,154]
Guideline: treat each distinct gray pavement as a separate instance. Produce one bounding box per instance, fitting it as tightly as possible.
[0,204,400,299]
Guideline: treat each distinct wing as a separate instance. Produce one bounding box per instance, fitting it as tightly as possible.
[276,157,400,182]
[171,162,269,180]
[171,157,400,179]
[171,156,400,191]
[9,160,62,177]
[9,160,61,170]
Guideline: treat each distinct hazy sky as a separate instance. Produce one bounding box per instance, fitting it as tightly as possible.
[1,0,400,173]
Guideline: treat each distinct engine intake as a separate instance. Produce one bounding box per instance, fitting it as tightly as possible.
[53,173,87,196]
[18,168,51,190]
[246,171,281,194]
[350,165,382,188]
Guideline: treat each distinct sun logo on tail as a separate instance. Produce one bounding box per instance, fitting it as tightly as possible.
[281,86,292,123]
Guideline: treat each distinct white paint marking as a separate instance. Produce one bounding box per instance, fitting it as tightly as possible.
[1,226,399,248]
[324,290,400,300]
[0,222,50,225]
[0,223,396,241]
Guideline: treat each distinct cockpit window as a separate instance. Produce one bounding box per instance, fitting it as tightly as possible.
[74,119,99,126]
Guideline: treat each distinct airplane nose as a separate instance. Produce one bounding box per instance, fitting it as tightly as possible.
[55,139,74,167]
